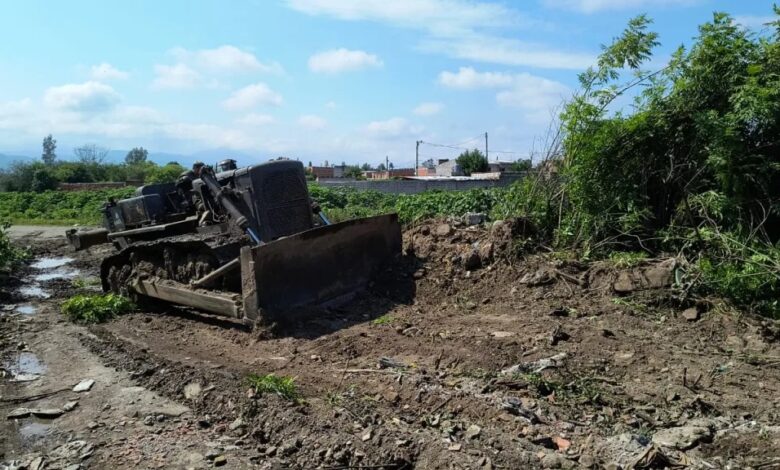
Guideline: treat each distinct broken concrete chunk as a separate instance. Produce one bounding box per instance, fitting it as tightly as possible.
[184,382,202,400]
[73,379,95,392]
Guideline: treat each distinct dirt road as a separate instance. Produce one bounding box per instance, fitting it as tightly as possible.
[1,222,779,469]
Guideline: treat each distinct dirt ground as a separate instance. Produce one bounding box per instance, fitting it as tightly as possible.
[1,220,779,469]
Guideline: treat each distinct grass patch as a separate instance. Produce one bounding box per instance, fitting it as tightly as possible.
[371,314,394,325]
[608,251,649,268]
[247,373,300,401]
[61,293,134,323]
[72,277,101,288]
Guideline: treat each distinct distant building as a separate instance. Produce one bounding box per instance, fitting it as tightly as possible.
[368,168,416,179]
[488,160,517,173]
[332,164,347,178]
[308,166,334,179]
[434,159,464,176]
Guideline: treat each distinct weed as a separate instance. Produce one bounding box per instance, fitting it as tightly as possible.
[371,314,394,325]
[72,277,100,289]
[61,293,134,323]
[247,373,300,401]
[608,251,649,268]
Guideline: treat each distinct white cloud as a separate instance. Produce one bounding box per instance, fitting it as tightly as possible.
[298,114,327,130]
[236,113,275,126]
[152,64,201,90]
[90,63,129,80]
[438,67,513,89]
[171,45,283,74]
[222,83,283,111]
[287,0,592,69]
[364,117,419,137]
[543,0,696,13]
[734,15,776,29]
[44,81,120,113]
[413,102,443,116]
[308,48,383,74]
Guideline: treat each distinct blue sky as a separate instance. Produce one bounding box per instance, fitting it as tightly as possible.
[0,0,776,168]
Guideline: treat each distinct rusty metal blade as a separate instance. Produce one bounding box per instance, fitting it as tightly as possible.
[247,213,401,316]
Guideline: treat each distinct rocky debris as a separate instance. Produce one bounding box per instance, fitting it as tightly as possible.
[612,258,676,293]
[500,353,568,375]
[7,408,32,419]
[63,401,79,412]
[519,269,555,286]
[652,425,712,450]
[11,373,41,382]
[465,424,481,439]
[682,307,700,321]
[183,382,202,399]
[213,455,227,467]
[72,379,95,392]
[500,398,540,424]
[464,212,486,226]
[30,408,64,418]
[435,224,453,237]
[228,417,245,432]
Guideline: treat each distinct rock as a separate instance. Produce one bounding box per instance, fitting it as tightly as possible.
[652,425,712,450]
[87,421,100,430]
[12,373,41,382]
[552,436,571,451]
[519,269,554,286]
[183,382,202,399]
[463,250,482,271]
[435,224,453,237]
[205,448,222,461]
[613,272,634,293]
[478,242,494,264]
[31,408,64,418]
[448,443,462,451]
[682,307,700,322]
[212,455,227,467]
[491,331,513,338]
[228,418,245,431]
[279,437,301,456]
[465,424,481,439]
[579,454,595,468]
[361,428,372,442]
[63,401,79,412]
[464,212,486,226]
[29,457,45,470]
[7,408,31,419]
[143,415,155,426]
[73,379,95,392]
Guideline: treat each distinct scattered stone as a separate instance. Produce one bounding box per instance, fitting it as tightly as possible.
[143,415,155,426]
[552,436,571,451]
[652,425,712,450]
[682,307,700,322]
[448,443,462,451]
[465,424,481,440]
[361,428,372,442]
[491,331,514,338]
[12,373,41,382]
[463,250,482,271]
[183,382,202,399]
[228,418,245,431]
[435,224,453,237]
[519,269,554,286]
[29,457,45,470]
[63,401,79,412]
[501,353,568,375]
[279,437,301,456]
[72,379,95,392]
[31,408,64,418]
[205,448,221,461]
[7,408,31,419]
[212,455,227,467]
[464,212,486,226]
[87,421,100,430]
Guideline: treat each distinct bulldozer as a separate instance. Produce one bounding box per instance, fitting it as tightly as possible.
[66,159,402,326]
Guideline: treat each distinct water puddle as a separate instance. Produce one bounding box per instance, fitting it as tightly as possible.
[4,352,47,379]
[19,285,51,299]
[15,305,37,315]
[18,420,51,443]
[30,257,73,269]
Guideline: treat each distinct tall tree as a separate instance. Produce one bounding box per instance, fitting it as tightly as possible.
[74,144,109,164]
[41,134,57,165]
[125,147,149,165]
[456,148,488,175]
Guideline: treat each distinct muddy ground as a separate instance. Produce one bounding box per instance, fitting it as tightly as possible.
[1,221,779,469]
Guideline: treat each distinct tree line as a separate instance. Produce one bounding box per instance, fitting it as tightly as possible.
[0,135,185,192]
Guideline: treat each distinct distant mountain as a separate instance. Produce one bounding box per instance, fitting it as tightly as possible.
[0,153,34,169]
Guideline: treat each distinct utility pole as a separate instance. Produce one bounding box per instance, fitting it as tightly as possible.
[415,140,421,176]
[485,132,488,160]
[385,155,389,173]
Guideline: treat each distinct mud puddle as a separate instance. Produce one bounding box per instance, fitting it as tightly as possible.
[4,351,47,381]
[15,419,52,446]
[18,285,51,299]
[15,305,38,315]
[30,257,74,269]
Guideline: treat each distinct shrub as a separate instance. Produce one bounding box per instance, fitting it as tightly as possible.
[0,222,28,270]
[61,294,134,323]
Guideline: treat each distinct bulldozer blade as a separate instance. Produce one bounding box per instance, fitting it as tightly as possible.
[241,213,401,321]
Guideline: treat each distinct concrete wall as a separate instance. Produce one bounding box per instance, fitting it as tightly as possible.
[317,173,526,194]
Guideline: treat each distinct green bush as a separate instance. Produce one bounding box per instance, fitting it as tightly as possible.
[0,222,28,270]
[61,294,134,323]
[246,373,300,401]
[0,188,134,225]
